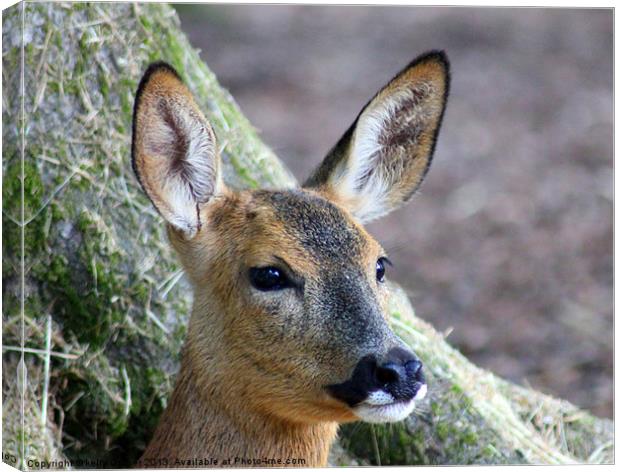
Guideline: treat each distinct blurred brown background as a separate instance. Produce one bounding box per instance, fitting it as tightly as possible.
[173,5,613,418]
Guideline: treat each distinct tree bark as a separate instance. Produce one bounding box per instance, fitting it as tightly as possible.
[2,2,612,469]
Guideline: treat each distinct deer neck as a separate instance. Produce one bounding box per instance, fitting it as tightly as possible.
[140,345,338,468]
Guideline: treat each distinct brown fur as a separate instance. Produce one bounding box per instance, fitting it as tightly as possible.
[131,52,449,468]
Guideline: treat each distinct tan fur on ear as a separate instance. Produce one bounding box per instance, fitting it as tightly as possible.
[305,51,450,222]
[132,62,223,237]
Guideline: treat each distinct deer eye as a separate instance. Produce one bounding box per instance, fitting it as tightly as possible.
[249,267,291,291]
[376,257,391,283]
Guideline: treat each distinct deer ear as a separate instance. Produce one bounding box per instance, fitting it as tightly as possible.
[304,51,450,223]
[131,62,223,238]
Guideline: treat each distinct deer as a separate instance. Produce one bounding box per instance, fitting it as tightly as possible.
[131,50,450,468]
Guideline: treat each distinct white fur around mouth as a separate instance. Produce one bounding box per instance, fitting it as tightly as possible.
[353,384,427,423]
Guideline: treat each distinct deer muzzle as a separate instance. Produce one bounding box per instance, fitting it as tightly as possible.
[326,347,427,423]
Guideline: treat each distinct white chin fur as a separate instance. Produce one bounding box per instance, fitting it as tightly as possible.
[353,398,417,423]
[353,384,427,423]
[414,383,428,401]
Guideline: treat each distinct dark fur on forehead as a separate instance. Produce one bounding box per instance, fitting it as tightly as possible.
[253,189,365,260]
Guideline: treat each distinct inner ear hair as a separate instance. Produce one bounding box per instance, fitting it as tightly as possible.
[352,67,446,190]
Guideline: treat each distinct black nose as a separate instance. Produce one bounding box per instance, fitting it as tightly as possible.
[326,347,425,407]
[375,348,424,401]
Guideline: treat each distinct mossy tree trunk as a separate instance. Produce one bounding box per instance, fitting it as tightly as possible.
[2,2,612,469]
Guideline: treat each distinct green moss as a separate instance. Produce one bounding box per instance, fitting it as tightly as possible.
[99,70,109,100]
[24,42,34,56]
[481,444,501,463]
[119,78,135,119]
[45,256,109,346]
[228,155,260,188]
[139,14,151,30]
[463,431,478,446]
[339,421,428,466]
[436,423,450,441]
[2,156,49,267]
[58,359,128,461]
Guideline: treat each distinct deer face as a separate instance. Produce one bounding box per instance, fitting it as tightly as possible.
[132,52,449,425]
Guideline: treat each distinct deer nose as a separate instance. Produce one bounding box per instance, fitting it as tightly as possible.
[326,347,426,407]
[375,348,425,401]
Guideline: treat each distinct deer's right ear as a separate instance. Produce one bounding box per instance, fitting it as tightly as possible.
[131,62,223,238]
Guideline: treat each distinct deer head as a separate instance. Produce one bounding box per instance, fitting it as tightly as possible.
[132,51,449,428]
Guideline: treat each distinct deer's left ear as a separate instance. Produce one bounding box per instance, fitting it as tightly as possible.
[304,51,450,223]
